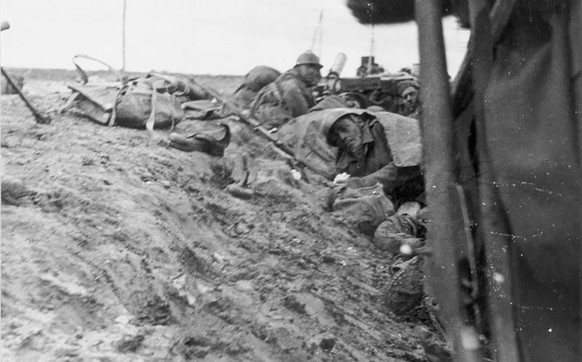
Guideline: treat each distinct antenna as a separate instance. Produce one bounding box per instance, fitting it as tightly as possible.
[310,9,324,57]
[318,10,323,59]
[121,0,127,72]
[368,24,375,72]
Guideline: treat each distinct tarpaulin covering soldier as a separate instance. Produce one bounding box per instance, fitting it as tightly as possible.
[271,104,423,236]
[320,108,424,207]
[347,0,582,361]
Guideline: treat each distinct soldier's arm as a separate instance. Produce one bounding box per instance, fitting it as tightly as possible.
[345,162,399,189]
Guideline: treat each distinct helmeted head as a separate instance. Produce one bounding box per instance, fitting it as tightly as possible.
[295,51,323,69]
[321,109,372,155]
[294,51,323,87]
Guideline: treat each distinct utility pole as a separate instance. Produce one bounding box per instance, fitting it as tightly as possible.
[310,9,324,57]
[122,0,127,72]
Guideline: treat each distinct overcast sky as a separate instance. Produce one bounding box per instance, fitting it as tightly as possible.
[1,0,469,77]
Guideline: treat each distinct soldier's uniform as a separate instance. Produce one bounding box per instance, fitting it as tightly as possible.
[250,51,322,130]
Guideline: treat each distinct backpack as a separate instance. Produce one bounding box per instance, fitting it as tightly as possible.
[66,77,185,130]
[65,55,211,130]
[112,75,185,129]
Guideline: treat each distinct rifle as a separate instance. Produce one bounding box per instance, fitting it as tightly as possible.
[185,77,330,180]
[1,67,51,125]
[1,22,50,124]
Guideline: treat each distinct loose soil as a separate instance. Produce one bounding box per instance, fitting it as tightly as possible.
[1,69,445,361]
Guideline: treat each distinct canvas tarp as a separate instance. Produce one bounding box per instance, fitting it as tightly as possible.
[277,108,422,179]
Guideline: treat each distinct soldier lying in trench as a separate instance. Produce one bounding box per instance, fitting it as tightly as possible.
[320,109,424,208]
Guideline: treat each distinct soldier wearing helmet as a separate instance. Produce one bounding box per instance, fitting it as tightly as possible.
[250,51,323,130]
[321,108,424,207]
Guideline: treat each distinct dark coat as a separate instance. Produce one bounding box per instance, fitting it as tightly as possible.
[348,1,582,360]
[469,4,581,361]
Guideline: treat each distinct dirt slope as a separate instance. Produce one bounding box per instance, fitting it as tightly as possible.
[1,72,440,361]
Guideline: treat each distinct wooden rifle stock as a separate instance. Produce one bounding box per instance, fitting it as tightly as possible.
[415,1,483,360]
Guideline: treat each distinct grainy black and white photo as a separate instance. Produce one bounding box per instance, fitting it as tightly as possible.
[1,0,580,361]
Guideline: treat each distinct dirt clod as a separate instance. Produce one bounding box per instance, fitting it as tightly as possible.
[1,179,34,206]
[116,334,145,353]
[283,295,307,314]
[319,337,336,352]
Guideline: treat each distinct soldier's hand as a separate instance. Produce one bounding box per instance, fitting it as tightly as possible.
[333,172,350,184]
[290,169,302,181]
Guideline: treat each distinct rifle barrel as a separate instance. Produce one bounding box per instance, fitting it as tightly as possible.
[1,67,50,124]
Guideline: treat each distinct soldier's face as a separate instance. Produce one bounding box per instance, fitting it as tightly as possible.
[331,116,363,154]
[298,64,322,87]
[402,87,419,110]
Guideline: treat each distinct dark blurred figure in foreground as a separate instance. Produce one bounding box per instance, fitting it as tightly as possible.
[347,0,581,361]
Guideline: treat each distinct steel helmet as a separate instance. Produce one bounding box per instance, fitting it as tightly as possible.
[295,51,323,69]
[320,109,371,146]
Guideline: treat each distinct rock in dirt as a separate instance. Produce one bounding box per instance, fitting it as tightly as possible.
[1,178,34,206]
[172,335,213,359]
[319,337,336,352]
[116,334,145,353]
[225,183,254,199]
[283,294,307,314]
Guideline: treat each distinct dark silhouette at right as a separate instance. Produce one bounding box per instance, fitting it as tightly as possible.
[347,1,581,361]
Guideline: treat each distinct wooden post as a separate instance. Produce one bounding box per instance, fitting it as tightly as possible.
[415,0,483,360]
